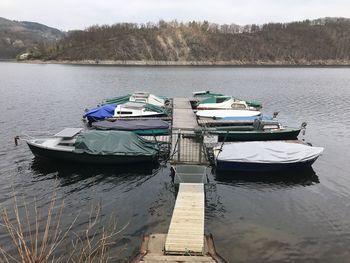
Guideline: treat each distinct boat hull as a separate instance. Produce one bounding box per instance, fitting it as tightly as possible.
[216,157,319,172]
[27,142,157,165]
[212,129,301,141]
[196,109,261,119]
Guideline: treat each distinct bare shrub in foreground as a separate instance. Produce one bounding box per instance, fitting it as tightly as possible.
[0,193,125,263]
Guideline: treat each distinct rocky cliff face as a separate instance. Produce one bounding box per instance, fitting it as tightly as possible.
[0,17,64,59]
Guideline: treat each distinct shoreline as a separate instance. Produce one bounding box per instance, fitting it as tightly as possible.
[16,59,350,67]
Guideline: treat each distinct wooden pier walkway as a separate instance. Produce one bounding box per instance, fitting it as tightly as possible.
[172,97,199,130]
[132,97,225,262]
[165,183,205,254]
[134,183,223,262]
[171,97,208,164]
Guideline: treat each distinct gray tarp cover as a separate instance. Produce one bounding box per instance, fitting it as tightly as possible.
[74,130,158,156]
[92,119,169,130]
[217,141,324,163]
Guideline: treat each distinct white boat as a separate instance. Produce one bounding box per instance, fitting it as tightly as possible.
[114,102,166,118]
[196,109,261,119]
[129,92,166,107]
[214,141,324,172]
[197,96,257,110]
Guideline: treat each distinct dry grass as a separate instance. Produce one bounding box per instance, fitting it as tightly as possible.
[66,205,127,263]
[0,193,125,263]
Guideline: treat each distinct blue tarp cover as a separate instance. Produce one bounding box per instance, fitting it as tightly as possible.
[84,104,116,120]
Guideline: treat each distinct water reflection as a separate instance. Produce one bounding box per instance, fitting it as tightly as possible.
[214,167,319,187]
[30,158,160,188]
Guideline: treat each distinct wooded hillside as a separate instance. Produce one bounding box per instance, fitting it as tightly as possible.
[29,18,350,64]
[0,17,64,59]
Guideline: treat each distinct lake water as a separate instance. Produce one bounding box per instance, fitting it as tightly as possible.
[1,62,350,262]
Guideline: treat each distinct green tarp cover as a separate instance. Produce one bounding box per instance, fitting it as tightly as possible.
[247,100,262,108]
[201,96,231,104]
[74,131,158,156]
[103,95,131,105]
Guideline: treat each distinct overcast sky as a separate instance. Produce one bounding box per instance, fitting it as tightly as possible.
[1,0,350,30]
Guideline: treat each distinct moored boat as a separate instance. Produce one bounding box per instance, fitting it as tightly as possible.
[91,119,170,135]
[196,109,261,119]
[205,119,301,141]
[26,128,159,164]
[129,91,168,107]
[84,104,116,123]
[198,115,273,127]
[103,92,169,107]
[192,91,262,110]
[214,141,324,172]
[84,102,168,123]
[197,96,259,111]
[113,101,168,118]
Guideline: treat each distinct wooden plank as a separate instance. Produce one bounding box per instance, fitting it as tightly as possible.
[165,183,205,255]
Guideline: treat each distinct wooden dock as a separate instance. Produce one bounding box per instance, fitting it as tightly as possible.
[172,97,199,130]
[165,183,205,254]
[132,97,226,262]
[133,183,224,262]
[171,97,208,164]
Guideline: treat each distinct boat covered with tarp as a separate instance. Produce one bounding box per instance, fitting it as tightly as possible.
[26,128,159,164]
[204,119,301,141]
[84,102,169,123]
[103,92,169,107]
[91,119,170,135]
[84,104,116,122]
[114,101,169,118]
[214,141,324,172]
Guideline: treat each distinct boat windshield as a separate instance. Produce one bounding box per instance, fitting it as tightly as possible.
[216,97,229,103]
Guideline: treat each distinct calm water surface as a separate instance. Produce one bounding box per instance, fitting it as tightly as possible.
[1,62,350,262]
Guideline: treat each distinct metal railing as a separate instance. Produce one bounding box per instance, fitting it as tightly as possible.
[170,128,208,164]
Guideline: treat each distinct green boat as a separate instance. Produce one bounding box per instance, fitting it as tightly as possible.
[205,119,301,141]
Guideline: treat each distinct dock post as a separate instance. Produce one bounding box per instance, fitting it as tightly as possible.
[199,139,203,164]
[177,130,181,162]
